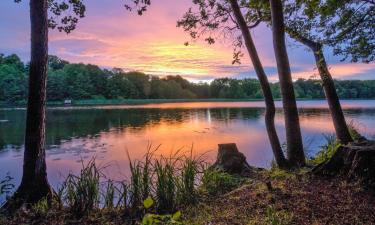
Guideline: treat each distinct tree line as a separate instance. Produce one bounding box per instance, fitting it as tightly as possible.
[1,53,375,103]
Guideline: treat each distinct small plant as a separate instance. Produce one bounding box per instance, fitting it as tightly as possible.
[32,197,50,215]
[142,197,183,225]
[348,120,364,141]
[116,181,129,209]
[310,134,341,165]
[201,168,243,196]
[0,173,14,207]
[269,166,294,179]
[265,206,293,225]
[103,179,115,209]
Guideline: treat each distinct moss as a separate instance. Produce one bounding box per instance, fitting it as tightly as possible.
[200,169,245,196]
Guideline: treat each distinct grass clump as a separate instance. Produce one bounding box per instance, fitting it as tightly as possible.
[264,206,293,225]
[348,120,364,141]
[125,146,203,218]
[58,158,101,216]
[176,155,200,206]
[154,156,177,213]
[269,167,294,179]
[310,134,341,166]
[31,197,50,216]
[201,168,244,196]
[0,174,14,207]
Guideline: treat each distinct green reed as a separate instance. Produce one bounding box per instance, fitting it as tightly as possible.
[58,158,101,216]
[57,145,213,217]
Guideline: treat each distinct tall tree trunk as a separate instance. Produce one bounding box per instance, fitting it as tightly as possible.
[229,0,288,168]
[3,0,52,211]
[269,0,305,167]
[286,30,353,144]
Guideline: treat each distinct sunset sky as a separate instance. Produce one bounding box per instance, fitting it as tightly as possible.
[0,0,374,82]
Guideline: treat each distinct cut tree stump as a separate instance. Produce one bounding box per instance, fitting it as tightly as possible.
[313,140,375,188]
[210,143,255,177]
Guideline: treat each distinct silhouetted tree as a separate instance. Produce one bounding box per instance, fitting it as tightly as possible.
[2,0,85,211]
[269,0,305,167]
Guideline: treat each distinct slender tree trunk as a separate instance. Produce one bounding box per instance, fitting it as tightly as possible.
[286,31,353,144]
[313,46,353,144]
[269,0,305,167]
[3,0,52,210]
[229,0,288,168]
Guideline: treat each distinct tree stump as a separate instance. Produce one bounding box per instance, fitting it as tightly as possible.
[210,143,255,177]
[313,140,375,188]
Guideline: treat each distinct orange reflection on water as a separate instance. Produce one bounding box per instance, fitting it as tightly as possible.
[1,100,375,187]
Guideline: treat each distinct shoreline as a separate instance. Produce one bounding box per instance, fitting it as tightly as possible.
[1,98,375,108]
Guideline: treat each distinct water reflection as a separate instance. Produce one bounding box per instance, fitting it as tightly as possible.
[1,100,375,188]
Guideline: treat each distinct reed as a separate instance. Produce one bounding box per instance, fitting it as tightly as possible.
[56,145,216,218]
[58,158,101,216]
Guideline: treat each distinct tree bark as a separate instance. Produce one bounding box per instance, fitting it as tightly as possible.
[269,0,305,167]
[3,0,53,210]
[289,34,353,144]
[229,0,288,168]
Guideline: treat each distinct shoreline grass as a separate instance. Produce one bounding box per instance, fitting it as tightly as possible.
[2,136,375,224]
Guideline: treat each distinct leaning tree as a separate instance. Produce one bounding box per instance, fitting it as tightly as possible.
[3,0,85,211]
[177,0,289,168]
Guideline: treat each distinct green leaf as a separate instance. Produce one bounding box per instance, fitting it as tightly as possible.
[142,214,153,225]
[143,197,154,209]
[172,211,181,221]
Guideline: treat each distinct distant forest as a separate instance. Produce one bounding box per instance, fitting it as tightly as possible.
[1,53,375,103]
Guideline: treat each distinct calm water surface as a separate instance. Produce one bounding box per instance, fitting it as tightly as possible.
[1,100,375,188]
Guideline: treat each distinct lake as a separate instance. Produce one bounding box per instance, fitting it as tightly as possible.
[1,100,375,188]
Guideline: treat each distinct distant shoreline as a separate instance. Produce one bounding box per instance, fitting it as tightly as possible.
[1,98,375,108]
